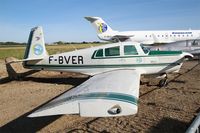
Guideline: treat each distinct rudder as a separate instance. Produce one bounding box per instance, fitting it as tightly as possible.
[84,16,114,34]
[24,26,48,60]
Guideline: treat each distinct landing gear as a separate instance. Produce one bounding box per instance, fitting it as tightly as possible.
[158,73,168,87]
[158,78,168,87]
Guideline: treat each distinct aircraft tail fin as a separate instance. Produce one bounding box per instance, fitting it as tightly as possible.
[84,16,115,34]
[24,26,48,60]
[6,27,48,65]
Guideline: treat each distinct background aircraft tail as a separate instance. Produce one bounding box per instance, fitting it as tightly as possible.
[84,16,115,34]
[24,26,48,60]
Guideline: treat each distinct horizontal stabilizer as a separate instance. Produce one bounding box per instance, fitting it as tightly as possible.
[84,16,98,23]
[6,58,43,64]
[28,69,141,117]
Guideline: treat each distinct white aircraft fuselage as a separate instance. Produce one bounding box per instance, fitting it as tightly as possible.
[24,42,191,76]
[85,17,200,44]
[99,30,200,44]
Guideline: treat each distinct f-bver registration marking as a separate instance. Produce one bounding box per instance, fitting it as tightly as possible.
[49,56,84,64]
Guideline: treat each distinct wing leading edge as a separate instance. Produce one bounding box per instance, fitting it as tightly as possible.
[28,69,141,117]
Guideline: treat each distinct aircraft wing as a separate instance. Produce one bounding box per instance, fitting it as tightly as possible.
[112,35,133,42]
[28,69,141,117]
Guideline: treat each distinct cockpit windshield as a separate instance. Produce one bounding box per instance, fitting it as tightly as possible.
[141,44,150,54]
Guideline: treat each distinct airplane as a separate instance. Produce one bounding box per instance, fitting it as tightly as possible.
[149,40,200,57]
[85,16,200,44]
[10,26,193,117]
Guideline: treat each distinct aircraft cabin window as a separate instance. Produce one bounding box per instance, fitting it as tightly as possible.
[105,46,120,56]
[95,49,103,57]
[124,45,138,55]
[141,45,149,54]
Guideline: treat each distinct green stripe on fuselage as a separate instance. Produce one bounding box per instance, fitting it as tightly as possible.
[149,50,182,55]
[25,62,180,69]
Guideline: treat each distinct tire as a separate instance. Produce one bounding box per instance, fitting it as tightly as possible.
[159,79,167,87]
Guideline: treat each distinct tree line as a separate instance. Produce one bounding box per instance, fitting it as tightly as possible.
[0,41,106,45]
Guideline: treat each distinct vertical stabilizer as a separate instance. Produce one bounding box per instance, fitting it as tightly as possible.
[24,26,48,60]
[84,16,114,34]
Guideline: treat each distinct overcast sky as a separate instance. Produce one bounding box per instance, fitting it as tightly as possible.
[0,0,200,43]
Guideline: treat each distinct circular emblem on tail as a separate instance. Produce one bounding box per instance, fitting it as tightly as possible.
[98,23,107,33]
[33,44,43,55]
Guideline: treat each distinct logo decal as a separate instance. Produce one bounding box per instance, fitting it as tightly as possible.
[33,44,43,55]
[98,23,107,33]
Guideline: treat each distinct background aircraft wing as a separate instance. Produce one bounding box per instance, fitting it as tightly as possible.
[28,69,141,117]
[112,35,133,42]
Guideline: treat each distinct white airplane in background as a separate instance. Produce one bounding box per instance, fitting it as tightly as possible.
[149,40,200,57]
[85,16,200,44]
[10,27,193,117]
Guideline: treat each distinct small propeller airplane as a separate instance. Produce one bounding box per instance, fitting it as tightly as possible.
[85,16,200,44]
[10,26,193,117]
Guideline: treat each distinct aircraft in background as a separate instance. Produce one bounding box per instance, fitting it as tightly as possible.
[85,16,200,44]
[10,27,193,117]
[149,40,200,57]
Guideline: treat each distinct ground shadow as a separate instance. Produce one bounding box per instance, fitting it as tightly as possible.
[168,61,200,84]
[170,79,186,84]
[0,98,63,132]
[67,117,100,133]
[0,73,89,90]
[149,117,189,133]
[0,61,40,84]
[0,72,89,132]
[0,113,61,133]
[1,58,89,85]
[1,61,89,86]
[0,70,40,84]
[23,76,89,86]
[0,87,82,133]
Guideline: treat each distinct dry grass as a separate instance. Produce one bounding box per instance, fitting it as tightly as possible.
[0,44,101,59]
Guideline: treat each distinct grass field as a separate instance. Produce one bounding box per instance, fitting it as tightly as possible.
[0,44,102,59]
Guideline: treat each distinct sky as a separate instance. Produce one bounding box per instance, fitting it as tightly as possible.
[0,0,200,43]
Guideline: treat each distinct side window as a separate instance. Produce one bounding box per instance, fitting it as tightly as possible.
[95,49,103,57]
[124,45,138,55]
[105,46,120,56]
